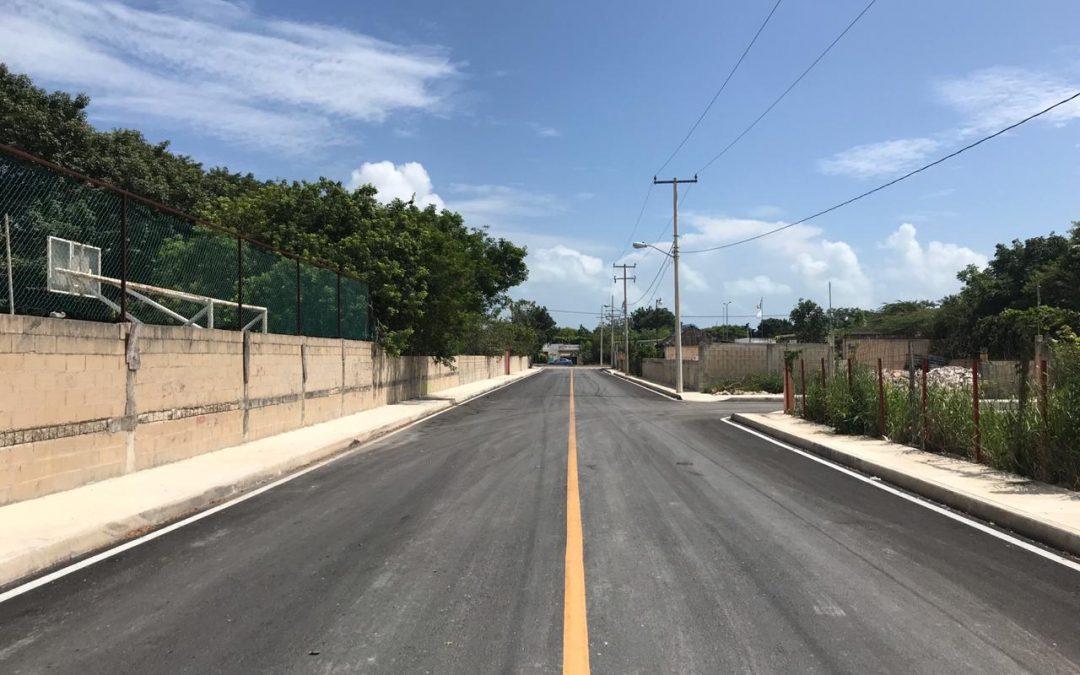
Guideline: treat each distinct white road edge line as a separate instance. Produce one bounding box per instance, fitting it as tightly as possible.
[721,417,1080,573]
[0,371,541,605]
[602,369,679,400]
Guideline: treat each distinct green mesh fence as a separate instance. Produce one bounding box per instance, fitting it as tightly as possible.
[0,148,371,340]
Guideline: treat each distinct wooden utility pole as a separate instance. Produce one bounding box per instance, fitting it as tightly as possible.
[613,263,636,373]
[653,175,697,393]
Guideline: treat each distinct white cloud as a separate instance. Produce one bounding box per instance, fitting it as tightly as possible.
[819,138,941,179]
[445,184,560,224]
[349,161,445,209]
[878,223,986,300]
[0,0,459,152]
[724,275,792,296]
[938,67,1080,136]
[818,66,1080,182]
[534,126,561,138]
[526,245,607,288]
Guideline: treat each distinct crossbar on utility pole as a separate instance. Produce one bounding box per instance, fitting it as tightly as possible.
[653,175,697,393]
[613,263,636,374]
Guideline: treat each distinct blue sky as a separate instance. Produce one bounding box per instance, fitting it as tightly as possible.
[3,0,1080,327]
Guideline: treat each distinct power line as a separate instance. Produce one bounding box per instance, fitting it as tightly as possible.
[616,182,655,261]
[655,0,785,176]
[629,253,671,307]
[696,0,877,175]
[683,87,1080,254]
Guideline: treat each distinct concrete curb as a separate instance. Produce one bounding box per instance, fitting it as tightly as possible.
[1,369,539,590]
[729,413,1080,558]
[715,394,785,402]
[604,369,682,400]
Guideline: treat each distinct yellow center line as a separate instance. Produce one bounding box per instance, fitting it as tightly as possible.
[563,369,590,674]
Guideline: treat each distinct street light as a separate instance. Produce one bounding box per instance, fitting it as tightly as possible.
[633,240,683,393]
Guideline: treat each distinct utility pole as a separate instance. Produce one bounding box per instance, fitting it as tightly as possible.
[722,300,732,342]
[653,175,697,394]
[614,263,636,373]
[603,301,616,368]
[609,296,617,368]
[598,306,605,366]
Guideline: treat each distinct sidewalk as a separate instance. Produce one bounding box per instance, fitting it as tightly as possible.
[0,368,539,589]
[731,411,1080,558]
[606,369,784,403]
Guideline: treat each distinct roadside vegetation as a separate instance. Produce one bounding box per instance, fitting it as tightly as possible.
[796,340,1080,490]
[706,373,784,395]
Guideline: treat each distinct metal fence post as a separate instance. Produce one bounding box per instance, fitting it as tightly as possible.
[877,357,885,438]
[972,357,982,463]
[119,195,128,323]
[236,235,243,331]
[847,358,853,391]
[4,213,13,315]
[336,270,342,339]
[295,258,301,336]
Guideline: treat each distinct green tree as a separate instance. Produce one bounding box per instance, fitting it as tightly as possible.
[509,300,556,343]
[790,299,827,343]
[631,305,675,331]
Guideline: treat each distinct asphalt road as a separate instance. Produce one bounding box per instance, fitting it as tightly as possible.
[1,368,1078,673]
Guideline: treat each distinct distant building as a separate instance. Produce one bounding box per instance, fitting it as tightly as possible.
[541,343,581,363]
[659,326,710,361]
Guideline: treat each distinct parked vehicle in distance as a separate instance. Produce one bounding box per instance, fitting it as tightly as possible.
[550,357,574,366]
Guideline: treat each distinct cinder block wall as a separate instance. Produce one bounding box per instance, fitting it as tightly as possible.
[640,359,702,390]
[0,315,527,505]
[642,342,832,392]
[842,337,931,370]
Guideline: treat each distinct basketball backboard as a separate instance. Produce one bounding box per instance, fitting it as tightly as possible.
[47,236,101,298]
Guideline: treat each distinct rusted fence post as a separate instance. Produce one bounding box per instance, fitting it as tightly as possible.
[783,361,793,413]
[820,357,828,419]
[800,358,807,416]
[921,355,929,448]
[847,357,853,390]
[877,357,885,438]
[972,358,981,463]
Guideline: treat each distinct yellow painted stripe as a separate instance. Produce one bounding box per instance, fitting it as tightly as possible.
[563,369,590,674]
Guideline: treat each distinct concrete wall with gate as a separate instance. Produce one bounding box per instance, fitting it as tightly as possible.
[0,315,528,506]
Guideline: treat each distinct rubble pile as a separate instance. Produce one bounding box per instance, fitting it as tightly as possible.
[883,365,972,389]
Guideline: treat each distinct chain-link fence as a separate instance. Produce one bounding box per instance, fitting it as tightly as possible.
[0,144,371,340]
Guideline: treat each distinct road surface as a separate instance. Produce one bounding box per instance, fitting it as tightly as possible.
[1,368,1077,673]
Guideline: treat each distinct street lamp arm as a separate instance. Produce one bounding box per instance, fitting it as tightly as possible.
[631,241,673,258]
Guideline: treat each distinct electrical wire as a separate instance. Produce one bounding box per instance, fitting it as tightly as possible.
[629,253,672,307]
[683,87,1080,254]
[696,0,877,175]
[655,0,785,176]
[615,182,655,261]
